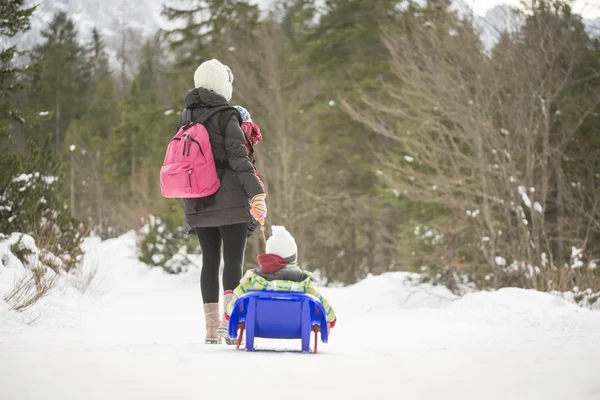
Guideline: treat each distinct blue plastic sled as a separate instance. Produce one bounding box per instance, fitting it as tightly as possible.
[228,291,329,353]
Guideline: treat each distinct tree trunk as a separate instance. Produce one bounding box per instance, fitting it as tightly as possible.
[120,28,127,96]
[55,90,60,153]
[131,129,136,192]
[70,156,75,214]
[70,122,76,214]
[556,157,565,264]
[90,152,104,236]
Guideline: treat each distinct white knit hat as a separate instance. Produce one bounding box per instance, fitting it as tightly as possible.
[193,59,233,101]
[266,226,298,261]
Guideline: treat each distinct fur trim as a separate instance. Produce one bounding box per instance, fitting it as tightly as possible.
[193,59,233,101]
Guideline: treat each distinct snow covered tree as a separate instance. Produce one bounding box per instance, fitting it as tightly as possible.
[137,215,200,274]
[1,137,86,272]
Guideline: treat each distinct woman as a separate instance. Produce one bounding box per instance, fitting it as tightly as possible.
[180,59,267,344]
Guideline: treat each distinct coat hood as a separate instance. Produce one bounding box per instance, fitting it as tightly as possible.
[184,87,229,109]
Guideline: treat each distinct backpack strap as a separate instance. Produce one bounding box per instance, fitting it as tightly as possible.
[217,108,239,135]
[189,106,245,213]
[189,105,254,161]
[196,105,240,125]
[182,108,193,125]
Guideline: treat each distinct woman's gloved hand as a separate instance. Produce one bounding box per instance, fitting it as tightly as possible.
[247,219,259,238]
[249,193,267,225]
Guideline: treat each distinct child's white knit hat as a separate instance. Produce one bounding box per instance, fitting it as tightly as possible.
[266,226,298,261]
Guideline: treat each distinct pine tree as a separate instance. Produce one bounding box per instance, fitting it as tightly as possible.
[54,28,119,230]
[292,0,406,281]
[0,0,36,195]
[106,40,166,189]
[1,4,86,268]
[279,0,318,43]
[90,27,110,81]
[0,0,36,143]
[162,0,260,67]
[63,67,119,222]
[27,11,91,153]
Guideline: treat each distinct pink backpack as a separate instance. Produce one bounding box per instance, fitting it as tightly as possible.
[160,106,236,198]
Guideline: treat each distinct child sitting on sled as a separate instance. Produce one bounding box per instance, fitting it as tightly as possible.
[220,226,337,339]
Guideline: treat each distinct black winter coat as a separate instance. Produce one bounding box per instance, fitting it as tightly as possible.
[181,88,264,232]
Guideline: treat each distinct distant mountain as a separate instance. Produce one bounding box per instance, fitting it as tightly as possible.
[9,0,599,66]
[585,17,600,37]
[10,0,278,71]
[475,4,524,50]
[475,4,599,51]
[16,0,165,51]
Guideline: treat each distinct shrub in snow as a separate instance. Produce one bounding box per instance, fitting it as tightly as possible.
[402,212,599,307]
[553,289,600,310]
[1,139,86,272]
[1,233,61,312]
[416,248,600,309]
[137,215,200,274]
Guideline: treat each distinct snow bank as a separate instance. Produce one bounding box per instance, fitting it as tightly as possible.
[0,231,204,331]
[325,272,458,313]
[2,234,600,400]
[3,230,598,332]
[328,271,596,319]
[1,232,134,329]
[450,287,579,312]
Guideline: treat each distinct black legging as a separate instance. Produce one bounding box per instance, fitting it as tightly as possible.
[194,223,248,304]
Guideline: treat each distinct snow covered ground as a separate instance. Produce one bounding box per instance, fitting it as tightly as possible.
[1,233,600,400]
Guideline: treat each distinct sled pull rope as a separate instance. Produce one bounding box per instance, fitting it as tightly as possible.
[260,225,267,249]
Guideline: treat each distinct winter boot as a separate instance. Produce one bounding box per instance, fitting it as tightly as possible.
[217,291,236,345]
[204,303,221,344]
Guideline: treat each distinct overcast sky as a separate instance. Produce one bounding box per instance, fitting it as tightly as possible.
[250,1,600,19]
[469,0,600,18]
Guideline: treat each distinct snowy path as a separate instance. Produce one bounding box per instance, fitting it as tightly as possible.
[1,234,600,400]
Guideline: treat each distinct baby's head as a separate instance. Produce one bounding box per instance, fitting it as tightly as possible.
[233,105,252,123]
[265,225,297,264]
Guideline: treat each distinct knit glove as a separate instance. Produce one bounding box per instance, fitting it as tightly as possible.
[249,194,267,226]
